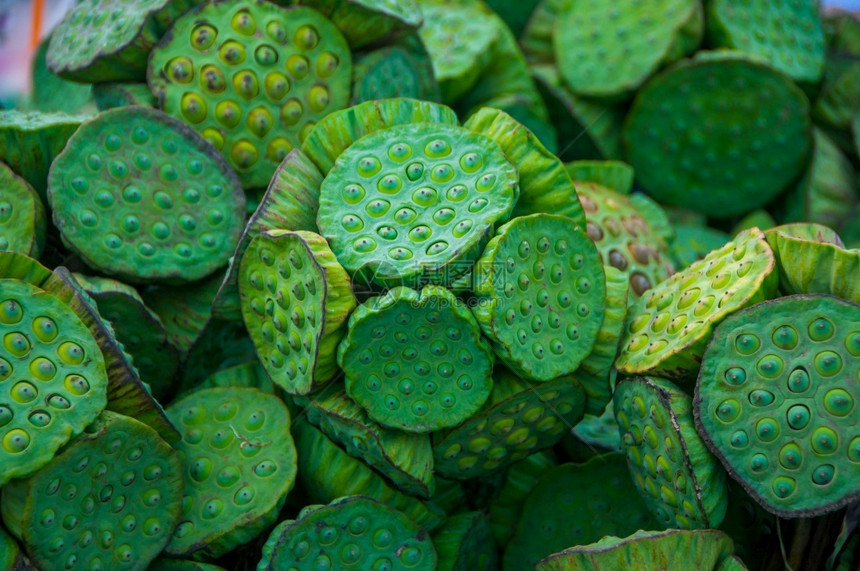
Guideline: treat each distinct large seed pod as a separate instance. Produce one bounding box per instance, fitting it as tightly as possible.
[0,162,46,259]
[295,0,423,49]
[432,511,497,571]
[29,35,95,114]
[351,35,440,104]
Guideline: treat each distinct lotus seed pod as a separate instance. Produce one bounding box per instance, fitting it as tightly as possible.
[0,278,108,485]
[0,162,46,259]
[149,2,352,189]
[536,529,744,571]
[48,106,245,284]
[554,0,703,100]
[181,318,258,391]
[258,496,436,571]
[813,57,860,132]
[339,286,494,432]
[614,377,728,529]
[432,511,497,571]
[0,525,28,570]
[240,229,356,394]
[695,294,860,517]
[299,385,435,498]
[149,559,226,571]
[502,453,660,570]
[92,83,158,111]
[565,160,635,195]
[572,400,623,454]
[463,106,584,228]
[616,228,778,380]
[294,421,446,530]
[487,450,557,546]
[351,36,440,105]
[213,149,322,321]
[670,224,731,269]
[30,35,95,114]
[472,214,606,381]
[0,411,184,570]
[295,0,423,49]
[765,224,860,304]
[164,387,297,558]
[0,110,89,200]
[433,367,586,480]
[706,0,825,85]
[520,0,564,64]
[629,193,676,245]
[301,97,459,174]
[72,273,180,401]
[624,51,813,217]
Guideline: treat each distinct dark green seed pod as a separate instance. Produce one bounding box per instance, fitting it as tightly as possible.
[571,400,623,454]
[258,496,436,571]
[339,286,494,432]
[0,162,46,259]
[487,450,557,547]
[695,294,860,517]
[670,224,731,269]
[149,1,352,189]
[296,0,423,49]
[30,35,95,114]
[616,228,777,380]
[520,0,563,64]
[433,368,586,480]
[92,83,158,111]
[432,511,497,571]
[0,411,184,570]
[473,214,606,381]
[614,377,728,529]
[624,51,813,217]
[351,35,440,105]
[48,106,245,284]
[813,56,860,133]
[565,160,635,195]
[165,387,297,559]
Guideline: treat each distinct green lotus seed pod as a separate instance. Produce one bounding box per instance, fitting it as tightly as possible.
[536,529,744,571]
[615,376,728,529]
[299,385,434,498]
[624,52,813,217]
[0,110,89,200]
[695,294,860,517]
[432,511,497,571]
[294,421,446,530]
[487,450,557,546]
[0,524,28,570]
[616,228,778,380]
[433,367,586,480]
[149,559,226,571]
[30,35,95,114]
[765,223,860,304]
[565,160,635,195]
[463,106,585,228]
[181,318,258,391]
[296,0,423,49]
[572,400,623,454]
[149,1,352,189]
[813,57,860,132]
[302,97,459,174]
[670,224,731,269]
[629,193,676,245]
[72,273,180,401]
[213,148,322,321]
[520,0,562,63]
[0,279,108,485]
[0,162,46,259]
[339,286,494,432]
[258,496,436,571]
[240,229,356,394]
[554,0,703,100]
[472,214,605,381]
[706,0,825,85]
[165,387,297,558]
[48,106,245,284]
[502,453,660,570]
[351,35,441,104]
[92,83,158,111]
[0,411,184,570]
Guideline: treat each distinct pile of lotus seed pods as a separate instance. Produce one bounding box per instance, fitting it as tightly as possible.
[1,0,859,569]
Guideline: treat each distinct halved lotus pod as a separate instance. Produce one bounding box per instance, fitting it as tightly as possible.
[764,223,860,304]
[0,411,184,570]
[554,0,703,100]
[616,228,778,380]
[212,149,322,321]
[614,377,728,529]
[572,400,623,454]
[295,0,423,49]
[487,450,556,546]
[433,511,497,571]
[670,224,731,269]
[502,453,659,570]
[149,2,352,189]
[318,121,518,288]
[472,214,605,381]
[565,160,635,195]
[0,278,108,485]
[165,387,297,558]
[0,162,46,258]
[624,52,812,217]
[339,286,494,432]
[72,273,180,401]
[294,421,446,530]
[463,106,584,228]
[149,559,226,571]
[258,496,436,571]
[181,318,258,391]
[706,0,825,85]
[0,110,89,200]
[301,97,458,174]
[0,525,28,570]
[536,529,744,571]
[695,294,860,517]
[299,385,434,498]
[433,367,586,480]
[30,35,95,114]
[92,83,158,110]
[351,35,440,104]
[239,229,356,395]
